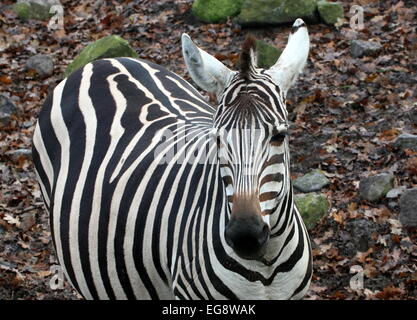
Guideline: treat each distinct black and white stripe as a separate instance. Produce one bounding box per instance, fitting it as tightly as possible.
[33,20,312,300]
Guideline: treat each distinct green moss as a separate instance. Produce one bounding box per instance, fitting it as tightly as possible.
[237,0,318,26]
[255,40,282,69]
[295,193,329,230]
[65,35,139,77]
[13,2,54,20]
[192,0,245,23]
[234,40,281,69]
[317,0,344,25]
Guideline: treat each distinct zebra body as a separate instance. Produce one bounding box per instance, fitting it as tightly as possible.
[33,19,312,300]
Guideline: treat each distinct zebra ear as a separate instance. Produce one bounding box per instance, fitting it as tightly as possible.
[182,33,233,98]
[266,19,310,98]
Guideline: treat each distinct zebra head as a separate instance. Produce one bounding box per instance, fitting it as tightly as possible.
[182,19,309,261]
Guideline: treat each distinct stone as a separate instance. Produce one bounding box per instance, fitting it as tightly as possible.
[13,0,60,21]
[350,40,382,58]
[295,193,329,230]
[386,186,407,199]
[65,35,139,77]
[345,218,377,252]
[192,0,244,23]
[317,0,344,25]
[410,107,417,126]
[0,94,18,126]
[5,148,32,161]
[359,173,394,202]
[235,40,282,69]
[237,0,318,26]
[293,169,330,193]
[399,188,417,227]
[255,40,282,69]
[394,133,417,151]
[26,54,54,77]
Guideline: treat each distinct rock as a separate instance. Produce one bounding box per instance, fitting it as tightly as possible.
[399,188,417,227]
[5,148,32,161]
[192,0,244,23]
[295,193,329,230]
[359,173,394,202]
[0,94,18,126]
[26,54,54,77]
[235,40,282,69]
[410,107,417,126]
[256,40,282,69]
[394,133,417,151]
[345,218,377,252]
[317,0,344,25]
[386,186,407,199]
[65,35,139,77]
[13,0,60,21]
[293,169,330,193]
[350,40,382,58]
[237,0,318,26]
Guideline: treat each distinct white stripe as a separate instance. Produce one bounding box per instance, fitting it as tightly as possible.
[49,78,78,291]
[68,64,95,300]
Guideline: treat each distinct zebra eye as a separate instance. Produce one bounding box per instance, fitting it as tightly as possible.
[271,132,287,145]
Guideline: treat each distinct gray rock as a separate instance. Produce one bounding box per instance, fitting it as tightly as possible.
[410,107,417,126]
[394,133,417,151]
[346,218,377,252]
[386,186,407,199]
[0,94,18,126]
[26,54,54,77]
[5,148,32,161]
[293,169,330,192]
[399,188,417,227]
[351,40,382,58]
[359,173,394,202]
[14,0,61,20]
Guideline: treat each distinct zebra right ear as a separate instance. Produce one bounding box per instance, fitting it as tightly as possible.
[266,19,310,98]
[182,33,233,99]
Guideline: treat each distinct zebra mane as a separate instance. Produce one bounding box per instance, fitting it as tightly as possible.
[240,35,257,81]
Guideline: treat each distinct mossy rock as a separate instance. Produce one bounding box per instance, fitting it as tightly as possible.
[192,0,245,23]
[295,193,329,230]
[235,40,282,69]
[13,2,54,20]
[237,0,318,26]
[317,0,344,25]
[256,40,282,69]
[65,35,139,77]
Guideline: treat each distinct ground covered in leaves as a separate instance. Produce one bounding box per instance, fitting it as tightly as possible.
[0,0,416,300]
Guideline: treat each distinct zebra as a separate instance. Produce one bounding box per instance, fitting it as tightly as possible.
[32,18,312,300]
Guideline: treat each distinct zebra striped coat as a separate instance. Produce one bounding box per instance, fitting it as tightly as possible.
[33,19,312,300]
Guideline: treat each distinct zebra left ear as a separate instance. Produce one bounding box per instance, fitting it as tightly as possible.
[266,19,310,98]
[182,33,233,99]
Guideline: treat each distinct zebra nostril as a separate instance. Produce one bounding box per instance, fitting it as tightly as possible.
[225,217,269,259]
[258,224,270,247]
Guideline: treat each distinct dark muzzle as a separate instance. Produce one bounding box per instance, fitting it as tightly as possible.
[225,215,270,260]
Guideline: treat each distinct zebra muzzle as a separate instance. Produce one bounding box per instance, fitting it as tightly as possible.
[225,215,270,260]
